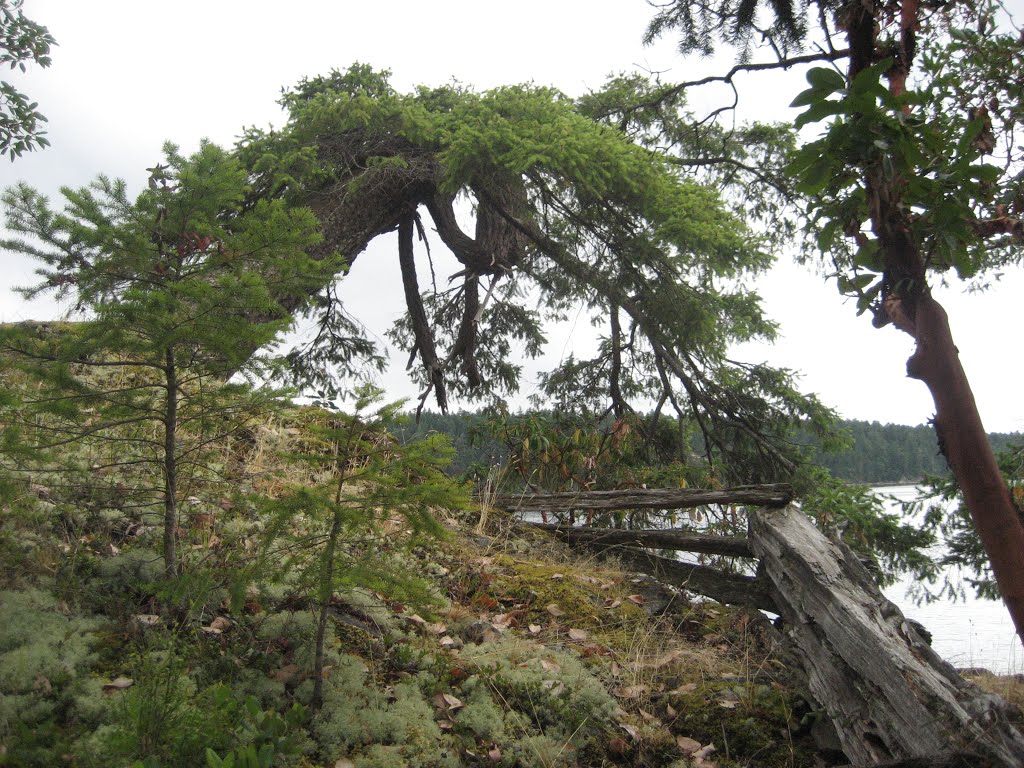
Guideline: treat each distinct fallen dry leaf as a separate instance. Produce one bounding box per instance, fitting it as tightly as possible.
[567,628,588,642]
[426,622,447,635]
[666,702,677,717]
[442,692,463,710]
[579,643,609,658]
[540,659,561,674]
[439,636,455,648]
[545,603,565,617]
[550,573,565,580]
[432,692,464,714]
[638,708,659,723]
[627,594,646,605]
[613,684,650,699]
[272,663,299,683]
[629,648,685,671]
[608,736,628,755]
[676,735,702,755]
[134,614,161,627]
[103,676,134,691]
[334,759,356,768]
[603,598,622,609]
[672,682,699,694]
[693,743,717,761]
[541,679,565,695]
[528,623,542,635]
[406,614,427,627]
[487,744,502,762]
[492,613,514,630]
[619,723,640,740]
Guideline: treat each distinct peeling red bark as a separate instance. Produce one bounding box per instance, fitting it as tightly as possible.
[901,296,1024,639]
[847,0,1024,644]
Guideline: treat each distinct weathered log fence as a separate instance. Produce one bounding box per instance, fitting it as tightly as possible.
[484,484,1024,768]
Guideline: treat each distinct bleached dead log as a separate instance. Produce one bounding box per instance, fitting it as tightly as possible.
[492,483,792,515]
[748,504,1024,767]
[607,545,777,612]
[524,522,753,557]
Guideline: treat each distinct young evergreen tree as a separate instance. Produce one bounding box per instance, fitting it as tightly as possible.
[256,386,468,710]
[0,142,342,576]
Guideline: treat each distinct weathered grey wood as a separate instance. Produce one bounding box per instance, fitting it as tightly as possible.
[835,755,996,768]
[610,546,777,612]
[748,504,1024,767]
[492,483,792,514]
[556,537,777,612]
[525,522,754,557]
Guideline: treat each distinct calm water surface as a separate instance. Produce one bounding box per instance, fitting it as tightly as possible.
[878,484,1024,674]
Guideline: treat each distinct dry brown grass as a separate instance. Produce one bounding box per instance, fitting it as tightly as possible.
[962,670,1024,714]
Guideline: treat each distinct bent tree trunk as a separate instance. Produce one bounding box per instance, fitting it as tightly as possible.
[841,0,1024,647]
[901,295,1024,641]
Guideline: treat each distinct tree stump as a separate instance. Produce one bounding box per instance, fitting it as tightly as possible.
[748,504,1024,766]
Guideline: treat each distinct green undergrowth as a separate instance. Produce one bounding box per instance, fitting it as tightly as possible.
[0,514,826,766]
[0,403,846,767]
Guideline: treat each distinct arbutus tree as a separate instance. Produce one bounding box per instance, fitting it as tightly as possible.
[643,0,1024,640]
[235,64,838,485]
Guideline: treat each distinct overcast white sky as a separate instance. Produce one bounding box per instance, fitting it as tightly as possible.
[4,0,1024,432]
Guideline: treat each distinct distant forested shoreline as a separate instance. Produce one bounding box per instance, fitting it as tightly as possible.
[396,412,1021,486]
[811,420,1020,484]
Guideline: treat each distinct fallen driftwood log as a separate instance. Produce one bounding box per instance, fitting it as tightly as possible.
[517,520,775,611]
[492,483,792,515]
[606,545,777,613]
[525,523,753,557]
[748,504,1024,767]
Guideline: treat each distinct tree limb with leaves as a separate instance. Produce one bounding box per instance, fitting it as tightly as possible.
[645,0,1024,641]
[0,0,54,159]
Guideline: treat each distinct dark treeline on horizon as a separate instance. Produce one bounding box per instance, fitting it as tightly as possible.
[395,411,1022,487]
[813,419,1020,484]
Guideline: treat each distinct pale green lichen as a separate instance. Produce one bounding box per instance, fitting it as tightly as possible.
[458,637,619,745]
[454,682,507,743]
[511,734,579,768]
[314,656,459,767]
[0,589,103,737]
